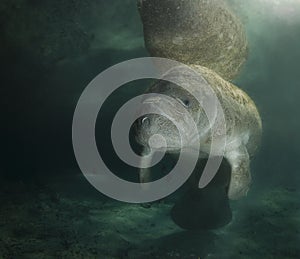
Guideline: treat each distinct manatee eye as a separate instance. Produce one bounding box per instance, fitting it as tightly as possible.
[177,98,190,108]
[183,99,190,107]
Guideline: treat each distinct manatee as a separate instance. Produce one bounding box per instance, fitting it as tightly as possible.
[137,0,248,81]
[134,65,262,201]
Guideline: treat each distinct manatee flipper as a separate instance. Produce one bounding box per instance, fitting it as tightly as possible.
[139,168,150,183]
[226,145,251,200]
[139,149,153,184]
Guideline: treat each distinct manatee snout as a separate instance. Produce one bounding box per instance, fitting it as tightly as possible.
[134,112,180,151]
[134,83,205,153]
[134,95,185,151]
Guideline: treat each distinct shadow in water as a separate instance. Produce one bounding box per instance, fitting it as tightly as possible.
[171,158,232,230]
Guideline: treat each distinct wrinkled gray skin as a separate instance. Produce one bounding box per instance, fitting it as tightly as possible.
[135,65,262,200]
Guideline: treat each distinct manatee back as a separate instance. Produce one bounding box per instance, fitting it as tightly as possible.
[138,0,248,81]
[188,64,262,156]
[171,158,232,230]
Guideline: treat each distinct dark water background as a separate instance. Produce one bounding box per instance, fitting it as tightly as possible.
[1,0,300,258]
[1,0,299,187]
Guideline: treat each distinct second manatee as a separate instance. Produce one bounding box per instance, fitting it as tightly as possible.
[138,0,248,81]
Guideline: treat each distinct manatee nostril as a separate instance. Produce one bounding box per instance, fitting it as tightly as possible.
[141,116,150,126]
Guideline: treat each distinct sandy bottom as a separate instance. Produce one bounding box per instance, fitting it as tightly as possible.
[0,174,299,259]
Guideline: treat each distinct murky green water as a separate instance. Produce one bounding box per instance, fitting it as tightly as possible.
[1,0,299,258]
